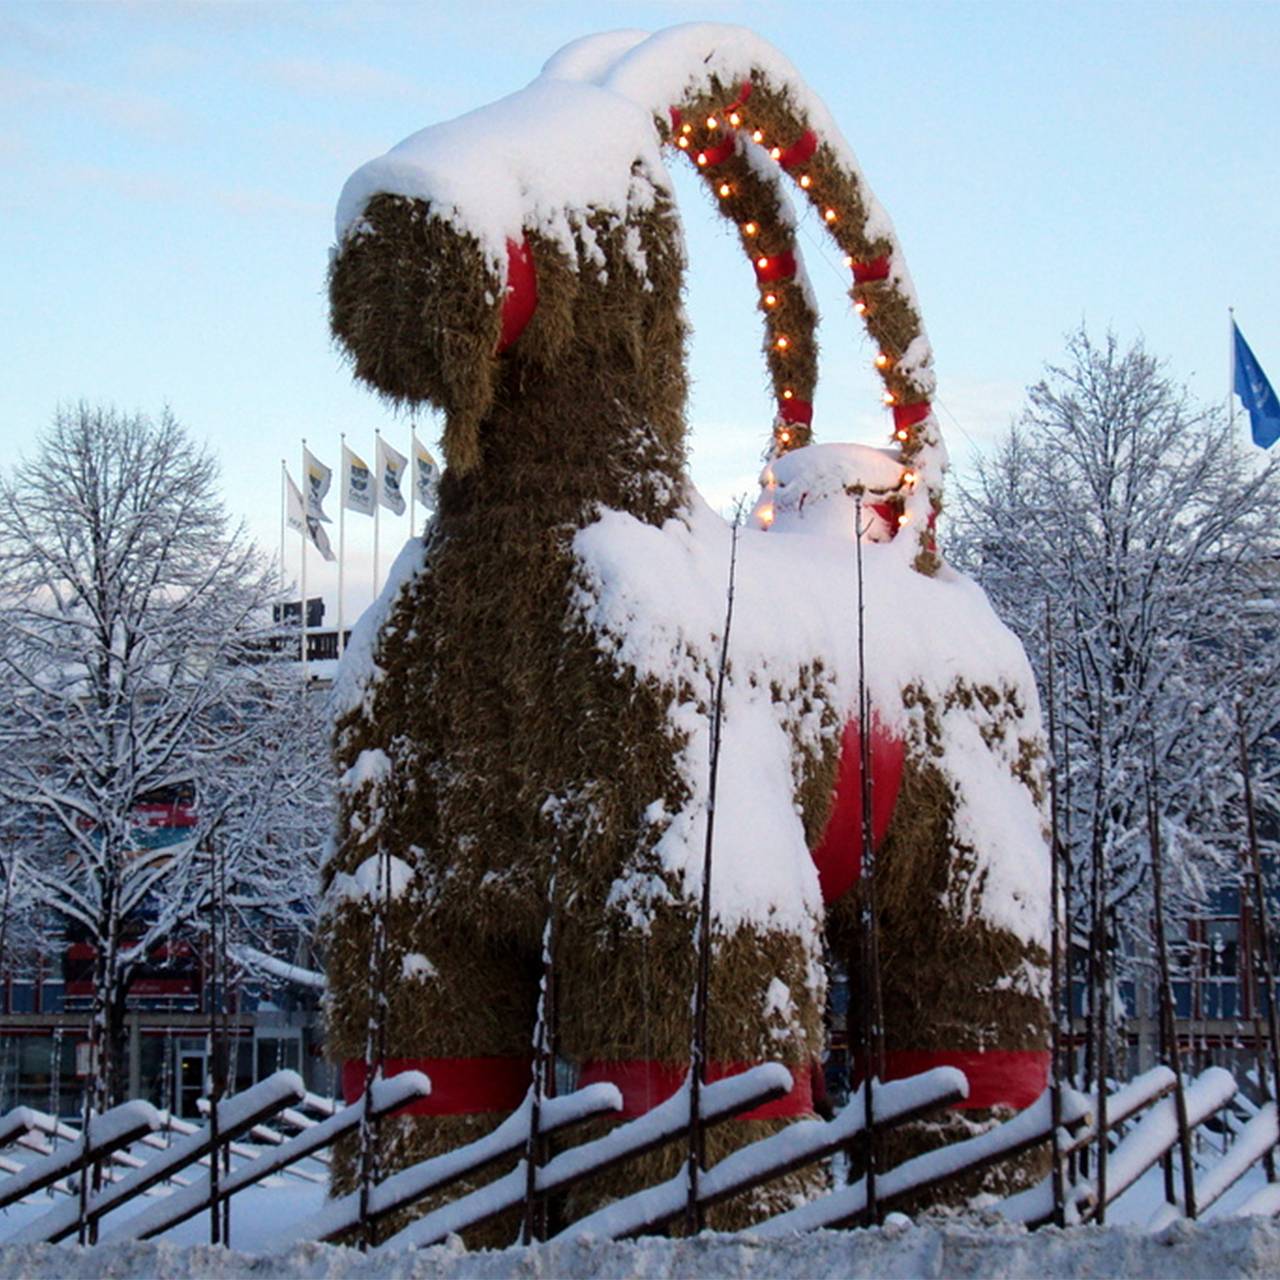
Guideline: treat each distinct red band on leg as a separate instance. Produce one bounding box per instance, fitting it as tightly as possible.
[343,1056,531,1115]
[578,1060,813,1120]
[855,1049,1049,1111]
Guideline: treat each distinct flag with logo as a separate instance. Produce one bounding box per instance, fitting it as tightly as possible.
[342,443,376,516]
[377,436,408,516]
[303,446,334,523]
[1234,321,1280,449]
[286,470,307,536]
[413,432,440,509]
[287,468,336,560]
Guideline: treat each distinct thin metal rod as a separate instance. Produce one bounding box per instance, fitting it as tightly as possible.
[686,501,744,1236]
[1237,701,1280,1182]
[1045,603,1066,1227]
[854,493,884,1225]
[1146,752,1196,1215]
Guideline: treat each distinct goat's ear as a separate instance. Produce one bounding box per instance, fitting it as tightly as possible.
[330,194,502,475]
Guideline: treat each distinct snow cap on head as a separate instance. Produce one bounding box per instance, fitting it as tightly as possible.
[335,77,670,268]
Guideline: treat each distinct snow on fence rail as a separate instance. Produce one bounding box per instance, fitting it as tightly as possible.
[7,1070,307,1244]
[377,1066,790,1250]
[99,1071,430,1244]
[4,1060,1278,1246]
[752,1078,1090,1237]
[277,1080,625,1248]
[0,1100,161,1212]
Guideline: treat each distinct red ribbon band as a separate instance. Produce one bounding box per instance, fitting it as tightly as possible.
[855,1049,1050,1111]
[892,400,932,431]
[496,238,537,354]
[578,1060,813,1120]
[777,397,813,426]
[811,717,906,904]
[851,256,891,284]
[342,1056,531,1115]
[777,129,818,171]
[754,250,797,284]
[696,134,737,167]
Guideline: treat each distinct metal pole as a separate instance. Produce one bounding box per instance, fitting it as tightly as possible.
[373,430,382,597]
[686,501,744,1236]
[1147,755,1197,1215]
[1237,701,1280,1182]
[854,492,883,1225]
[338,434,346,659]
[299,442,309,677]
[1045,603,1066,1227]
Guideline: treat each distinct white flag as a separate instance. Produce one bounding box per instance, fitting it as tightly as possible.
[413,432,440,509]
[285,470,306,535]
[303,446,333,523]
[287,468,336,560]
[308,515,336,561]
[342,444,376,516]
[377,436,408,516]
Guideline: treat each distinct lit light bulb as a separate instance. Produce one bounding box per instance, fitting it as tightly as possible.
[778,428,792,444]
[706,116,719,130]
[729,112,742,126]
[782,388,794,400]
[770,146,782,160]
[897,512,911,526]
[681,123,694,135]
[697,153,709,166]
[752,129,765,143]
[775,335,790,351]
[883,391,896,405]
[875,353,890,369]
[763,293,778,307]
[844,255,855,268]
[743,221,758,236]
[895,428,910,442]
[824,208,837,223]
[854,300,868,315]
[756,256,770,269]
[902,469,917,486]
[759,504,775,527]
[799,174,812,189]
[677,137,690,150]
[718,182,732,198]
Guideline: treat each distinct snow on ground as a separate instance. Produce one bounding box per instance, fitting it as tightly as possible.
[1,1165,1278,1276]
[1,1214,1279,1278]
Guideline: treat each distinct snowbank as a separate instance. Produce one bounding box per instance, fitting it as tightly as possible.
[3,1217,1279,1278]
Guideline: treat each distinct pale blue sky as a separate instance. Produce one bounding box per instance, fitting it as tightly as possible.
[3,1,1277,621]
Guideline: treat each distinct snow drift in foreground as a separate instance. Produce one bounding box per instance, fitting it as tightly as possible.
[4,1218,1279,1279]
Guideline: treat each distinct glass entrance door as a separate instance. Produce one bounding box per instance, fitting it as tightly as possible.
[175,1039,208,1118]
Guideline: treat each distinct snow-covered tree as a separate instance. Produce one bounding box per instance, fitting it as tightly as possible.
[949,328,1280,971]
[0,404,325,1109]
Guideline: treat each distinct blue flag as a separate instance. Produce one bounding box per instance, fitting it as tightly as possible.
[1234,321,1280,448]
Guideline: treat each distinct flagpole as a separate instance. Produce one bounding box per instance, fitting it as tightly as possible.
[300,440,309,680]
[338,433,347,660]
[279,459,286,580]
[1229,307,1237,433]
[409,424,416,540]
[373,429,381,601]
